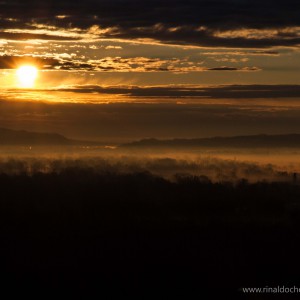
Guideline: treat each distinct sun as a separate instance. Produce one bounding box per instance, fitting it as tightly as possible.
[16,65,38,88]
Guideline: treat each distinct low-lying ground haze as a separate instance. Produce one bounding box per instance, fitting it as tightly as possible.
[1,133,300,297]
[1,145,300,183]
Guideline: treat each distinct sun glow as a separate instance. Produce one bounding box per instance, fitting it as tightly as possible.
[16,65,38,88]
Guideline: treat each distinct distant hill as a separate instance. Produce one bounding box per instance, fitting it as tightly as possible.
[121,134,300,149]
[0,128,75,145]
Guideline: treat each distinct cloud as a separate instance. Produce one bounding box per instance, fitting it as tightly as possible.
[85,57,206,72]
[105,46,123,50]
[0,31,79,41]
[203,51,280,56]
[100,25,300,48]
[0,55,259,72]
[53,84,300,99]
[206,66,260,71]
[0,1,299,48]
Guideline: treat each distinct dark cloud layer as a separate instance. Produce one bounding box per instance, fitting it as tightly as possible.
[0,1,299,48]
[111,26,300,48]
[2,0,299,29]
[0,32,79,41]
[56,84,300,99]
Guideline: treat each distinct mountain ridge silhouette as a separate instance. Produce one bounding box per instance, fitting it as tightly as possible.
[121,134,300,148]
[0,127,84,145]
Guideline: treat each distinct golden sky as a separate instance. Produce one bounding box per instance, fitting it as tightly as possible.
[0,1,299,141]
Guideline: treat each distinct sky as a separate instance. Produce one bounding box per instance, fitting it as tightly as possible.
[0,0,300,142]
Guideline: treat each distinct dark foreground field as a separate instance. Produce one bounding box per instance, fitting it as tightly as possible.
[1,169,300,298]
